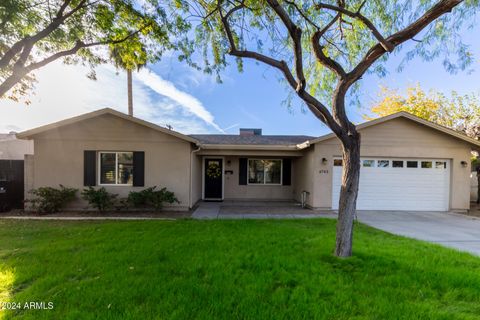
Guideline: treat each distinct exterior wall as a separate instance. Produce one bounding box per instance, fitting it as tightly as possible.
[197,155,296,200]
[313,117,473,211]
[29,113,192,210]
[293,147,315,206]
[24,155,34,203]
[191,151,203,207]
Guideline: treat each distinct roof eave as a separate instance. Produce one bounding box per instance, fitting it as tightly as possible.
[309,112,480,148]
[16,108,199,144]
[199,144,300,151]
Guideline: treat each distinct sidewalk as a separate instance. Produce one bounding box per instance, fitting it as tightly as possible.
[192,201,336,219]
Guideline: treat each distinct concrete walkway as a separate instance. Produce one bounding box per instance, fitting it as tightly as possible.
[192,201,335,219]
[356,210,480,256]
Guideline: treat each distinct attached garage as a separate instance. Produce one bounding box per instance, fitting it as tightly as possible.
[332,158,450,211]
[307,112,480,212]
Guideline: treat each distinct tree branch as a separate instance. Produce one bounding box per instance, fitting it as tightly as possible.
[347,0,463,87]
[265,0,306,93]
[284,0,320,30]
[0,28,147,98]
[311,14,346,78]
[217,1,342,131]
[316,2,395,52]
[0,0,88,70]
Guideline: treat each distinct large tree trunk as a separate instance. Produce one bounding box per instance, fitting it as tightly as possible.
[335,131,361,257]
[127,69,133,116]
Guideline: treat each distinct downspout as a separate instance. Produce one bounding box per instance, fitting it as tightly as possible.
[189,143,202,209]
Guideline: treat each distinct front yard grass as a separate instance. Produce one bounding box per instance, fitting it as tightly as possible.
[1,218,479,319]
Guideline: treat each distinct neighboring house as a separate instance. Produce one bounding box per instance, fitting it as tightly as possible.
[0,133,34,210]
[0,133,33,160]
[16,108,480,212]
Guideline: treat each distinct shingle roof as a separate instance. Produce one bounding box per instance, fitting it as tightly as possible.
[190,134,315,145]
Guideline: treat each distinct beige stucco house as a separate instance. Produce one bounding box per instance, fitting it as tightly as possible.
[17,108,480,212]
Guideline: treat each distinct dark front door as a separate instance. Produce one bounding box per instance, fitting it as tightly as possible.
[204,158,223,200]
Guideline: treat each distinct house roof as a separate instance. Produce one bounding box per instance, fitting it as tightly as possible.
[15,108,480,150]
[16,108,199,144]
[309,111,480,149]
[191,134,315,146]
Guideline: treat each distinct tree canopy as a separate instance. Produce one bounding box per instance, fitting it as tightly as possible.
[0,0,190,101]
[184,0,478,108]
[367,84,480,139]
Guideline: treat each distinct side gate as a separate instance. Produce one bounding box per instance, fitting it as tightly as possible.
[0,160,24,211]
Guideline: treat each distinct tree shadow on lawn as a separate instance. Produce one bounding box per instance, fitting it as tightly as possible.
[1,219,480,319]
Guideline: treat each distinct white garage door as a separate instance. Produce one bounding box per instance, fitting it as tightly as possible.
[332,158,450,211]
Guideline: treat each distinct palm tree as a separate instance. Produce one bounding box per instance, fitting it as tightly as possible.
[109,42,147,117]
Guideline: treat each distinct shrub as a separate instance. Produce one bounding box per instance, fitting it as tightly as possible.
[127,186,179,211]
[127,187,156,208]
[150,187,179,210]
[81,187,118,212]
[27,185,77,213]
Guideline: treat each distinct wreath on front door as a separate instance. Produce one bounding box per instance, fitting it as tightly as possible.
[206,162,222,179]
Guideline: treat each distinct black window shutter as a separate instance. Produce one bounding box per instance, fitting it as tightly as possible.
[84,151,96,186]
[133,151,145,187]
[282,158,291,186]
[239,158,247,185]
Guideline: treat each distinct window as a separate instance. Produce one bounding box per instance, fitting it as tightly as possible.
[99,152,133,185]
[248,159,282,184]
[333,159,343,166]
[363,160,375,167]
[421,161,433,169]
[435,161,447,169]
[392,160,404,168]
[407,161,418,168]
[377,160,389,168]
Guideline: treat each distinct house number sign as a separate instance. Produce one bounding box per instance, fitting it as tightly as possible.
[319,170,329,174]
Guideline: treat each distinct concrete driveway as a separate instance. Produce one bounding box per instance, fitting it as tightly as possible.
[357,210,480,256]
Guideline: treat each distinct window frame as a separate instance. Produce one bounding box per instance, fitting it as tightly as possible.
[247,158,283,185]
[333,159,343,167]
[362,159,375,168]
[392,160,404,168]
[377,160,390,168]
[98,151,134,186]
[435,161,447,169]
[406,161,419,168]
[421,161,433,169]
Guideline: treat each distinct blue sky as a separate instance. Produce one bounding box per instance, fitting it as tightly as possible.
[1,17,479,137]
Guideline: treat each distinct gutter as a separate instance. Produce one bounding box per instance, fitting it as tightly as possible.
[199,144,301,151]
[296,141,311,149]
[188,143,202,209]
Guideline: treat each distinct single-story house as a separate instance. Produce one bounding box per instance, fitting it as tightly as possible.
[17,108,480,212]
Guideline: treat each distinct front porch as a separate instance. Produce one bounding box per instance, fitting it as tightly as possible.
[192,200,334,219]
[196,154,309,204]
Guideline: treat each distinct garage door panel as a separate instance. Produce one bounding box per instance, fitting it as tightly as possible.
[332,158,450,211]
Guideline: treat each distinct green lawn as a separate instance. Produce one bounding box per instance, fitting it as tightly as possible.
[1,219,480,320]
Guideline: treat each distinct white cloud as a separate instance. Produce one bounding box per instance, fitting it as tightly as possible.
[0,61,222,134]
[136,69,224,132]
